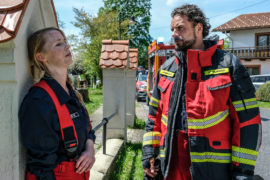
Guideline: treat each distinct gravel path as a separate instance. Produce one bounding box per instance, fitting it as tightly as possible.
[127,101,148,143]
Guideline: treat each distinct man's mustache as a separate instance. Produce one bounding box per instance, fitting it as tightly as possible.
[174,36,184,42]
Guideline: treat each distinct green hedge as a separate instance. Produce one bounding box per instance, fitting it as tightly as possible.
[256,82,270,102]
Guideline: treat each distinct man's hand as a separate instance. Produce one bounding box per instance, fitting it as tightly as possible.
[144,157,159,178]
[75,139,95,174]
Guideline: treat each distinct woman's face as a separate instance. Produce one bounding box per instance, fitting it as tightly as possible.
[39,30,73,70]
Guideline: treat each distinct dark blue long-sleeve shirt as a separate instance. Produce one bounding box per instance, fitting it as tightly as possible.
[19,76,95,180]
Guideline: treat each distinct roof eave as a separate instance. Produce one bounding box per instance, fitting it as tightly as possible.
[213,25,270,32]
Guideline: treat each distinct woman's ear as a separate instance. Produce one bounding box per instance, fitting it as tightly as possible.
[36,53,46,62]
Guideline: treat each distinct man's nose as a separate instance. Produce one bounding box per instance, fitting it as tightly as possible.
[172,29,179,37]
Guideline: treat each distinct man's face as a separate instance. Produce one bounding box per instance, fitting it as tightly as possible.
[171,15,196,51]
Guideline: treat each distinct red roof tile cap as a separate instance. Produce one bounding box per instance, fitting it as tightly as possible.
[0,0,24,10]
[129,48,138,52]
[102,39,112,44]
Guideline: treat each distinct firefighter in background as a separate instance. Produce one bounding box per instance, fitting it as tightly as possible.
[19,27,95,180]
[142,4,262,180]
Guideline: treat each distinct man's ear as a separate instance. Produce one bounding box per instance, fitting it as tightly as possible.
[36,53,46,63]
[196,23,203,33]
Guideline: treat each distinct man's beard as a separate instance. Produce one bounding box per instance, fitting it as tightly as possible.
[174,32,196,52]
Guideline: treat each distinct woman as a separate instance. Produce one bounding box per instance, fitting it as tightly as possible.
[19,27,95,180]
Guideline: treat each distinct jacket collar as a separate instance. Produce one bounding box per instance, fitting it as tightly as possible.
[42,75,74,105]
[183,40,217,67]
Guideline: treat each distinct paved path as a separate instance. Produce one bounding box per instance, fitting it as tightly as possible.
[136,101,148,122]
[89,105,103,150]
[126,101,148,143]
[254,108,270,179]
[90,102,148,148]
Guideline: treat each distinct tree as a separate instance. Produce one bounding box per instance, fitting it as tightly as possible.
[224,37,230,49]
[72,8,130,83]
[56,12,65,29]
[102,0,152,68]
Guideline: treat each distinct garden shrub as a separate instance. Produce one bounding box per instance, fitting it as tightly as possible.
[256,82,270,102]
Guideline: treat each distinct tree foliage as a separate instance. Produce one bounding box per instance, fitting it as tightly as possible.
[102,0,152,67]
[71,0,152,84]
[224,37,230,49]
[72,8,130,82]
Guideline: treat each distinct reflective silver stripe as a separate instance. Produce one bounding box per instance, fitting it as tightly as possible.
[233,101,257,108]
[143,136,161,141]
[232,151,257,161]
[143,131,161,146]
[188,110,229,129]
[190,152,231,163]
[191,155,231,160]
[161,114,168,126]
[232,146,258,166]
[149,97,159,107]
[233,98,258,111]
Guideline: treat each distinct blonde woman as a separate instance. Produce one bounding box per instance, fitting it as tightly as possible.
[19,27,95,180]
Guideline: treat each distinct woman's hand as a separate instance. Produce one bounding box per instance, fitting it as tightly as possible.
[75,139,95,174]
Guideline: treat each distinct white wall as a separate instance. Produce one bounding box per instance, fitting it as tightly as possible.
[126,69,136,127]
[230,28,270,48]
[241,59,270,74]
[0,0,57,179]
[103,69,126,139]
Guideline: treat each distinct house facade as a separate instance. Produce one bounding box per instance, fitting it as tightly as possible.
[213,12,270,75]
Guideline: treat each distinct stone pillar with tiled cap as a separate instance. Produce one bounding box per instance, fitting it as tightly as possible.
[126,48,138,126]
[99,39,137,139]
[0,0,58,179]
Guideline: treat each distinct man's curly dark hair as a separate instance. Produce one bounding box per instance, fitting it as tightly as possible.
[171,4,211,38]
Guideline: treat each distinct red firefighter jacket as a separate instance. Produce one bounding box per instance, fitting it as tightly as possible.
[142,40,262,179]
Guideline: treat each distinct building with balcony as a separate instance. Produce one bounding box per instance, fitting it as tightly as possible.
[213,12,270,75]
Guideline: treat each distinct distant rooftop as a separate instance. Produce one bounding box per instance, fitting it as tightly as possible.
[213,12,270,32]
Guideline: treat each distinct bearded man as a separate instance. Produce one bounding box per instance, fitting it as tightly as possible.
[142,4,262,180]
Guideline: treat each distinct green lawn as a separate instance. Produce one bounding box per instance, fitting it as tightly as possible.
[258,101,270,109]
[85,88,103,115]
[110,143,144,180]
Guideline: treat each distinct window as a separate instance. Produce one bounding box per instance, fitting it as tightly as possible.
[256,33,270,47]
[245,65,260,75]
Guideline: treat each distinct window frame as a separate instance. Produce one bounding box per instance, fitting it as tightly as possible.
[245,65,261,75]
[255,32,270,47]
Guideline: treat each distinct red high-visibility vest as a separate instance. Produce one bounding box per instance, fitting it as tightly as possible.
[26,80,89,180]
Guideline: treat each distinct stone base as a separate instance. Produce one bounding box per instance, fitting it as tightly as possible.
[90,139,123,180]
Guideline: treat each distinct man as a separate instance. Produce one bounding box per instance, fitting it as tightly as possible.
[142,4,262,180]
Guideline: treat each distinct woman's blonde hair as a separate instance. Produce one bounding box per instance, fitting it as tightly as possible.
[27,27,85,106]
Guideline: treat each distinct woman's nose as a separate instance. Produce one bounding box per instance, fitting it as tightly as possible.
[65,43,70,50]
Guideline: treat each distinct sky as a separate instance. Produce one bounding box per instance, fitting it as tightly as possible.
[54,0,270,43]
